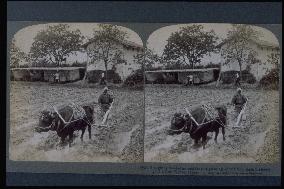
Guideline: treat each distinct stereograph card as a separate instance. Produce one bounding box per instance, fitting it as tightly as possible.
[6,21,281,180]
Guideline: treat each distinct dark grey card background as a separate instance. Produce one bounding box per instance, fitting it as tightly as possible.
[7,1,282,186]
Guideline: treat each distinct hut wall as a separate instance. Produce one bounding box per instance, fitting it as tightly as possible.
[145,72,164,83]
[202,71,214,82]
[11,70,30,81]
[11,68,83,82]
[163,72,179,84]
[87,42,141,82]
[220,70,256,84]
[87,70,121,83]
[178,72,189,84]
[30,70,44,81]
[59,71,68,82]
[178,70,215,84]
[43,69,81,82]
[44,70,56,82]
[68,69,80,81]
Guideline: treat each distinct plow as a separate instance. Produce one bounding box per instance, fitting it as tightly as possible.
[231,96,248,128]
[169,101,248,134]
[233,101,247,128]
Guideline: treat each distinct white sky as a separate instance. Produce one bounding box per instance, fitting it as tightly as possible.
[12,23,280,65]
[13,23,143,54]
[147,23,280,56]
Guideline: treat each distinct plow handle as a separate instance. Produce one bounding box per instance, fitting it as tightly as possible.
[236,101,247,126]
[101,101,114,125]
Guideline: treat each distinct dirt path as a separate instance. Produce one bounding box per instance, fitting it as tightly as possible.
[9,81,144,162]
[144,85,280,163]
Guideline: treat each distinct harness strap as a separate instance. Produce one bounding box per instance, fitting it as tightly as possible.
[82,118,93,127]
[53,106,67,125]
[203,104,227,128]
[169,123,186,132]
[185,107,226,128]
[68,111,74,123]
[36,122,54,130]
[185,108,200,126]
[70,101,87,118]
[202,104,215,120]
[53,102,92,133]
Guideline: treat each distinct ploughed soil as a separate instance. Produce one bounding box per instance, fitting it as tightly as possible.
[144,84,280,163]
[9,81,144,162]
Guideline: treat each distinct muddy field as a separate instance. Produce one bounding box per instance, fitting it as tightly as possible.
[9,81,144,162]
[144,84,280,163]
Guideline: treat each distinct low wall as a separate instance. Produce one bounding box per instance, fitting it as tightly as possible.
[145,69,219,84]
[220,70,256,84]
[86,70,122,83]
[11,68,84,83]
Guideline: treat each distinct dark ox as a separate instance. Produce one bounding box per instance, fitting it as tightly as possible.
[168,105,227,149]
[35,104,94,147]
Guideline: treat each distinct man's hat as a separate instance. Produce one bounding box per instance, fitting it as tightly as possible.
[237,88,242,92]
[103,86,108,92]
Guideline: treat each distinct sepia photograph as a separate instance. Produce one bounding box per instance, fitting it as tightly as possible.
[6,2,282,186]
[144,24,280,163]
[9,23,144,162]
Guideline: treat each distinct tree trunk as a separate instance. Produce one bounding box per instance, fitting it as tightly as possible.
[82,62,88,81]
[216,65,222,87]
[104,61,108,83]
[239,62,242,81]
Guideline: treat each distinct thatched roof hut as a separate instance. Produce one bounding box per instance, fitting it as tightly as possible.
[145,68,220,84]
[10,67,85,83]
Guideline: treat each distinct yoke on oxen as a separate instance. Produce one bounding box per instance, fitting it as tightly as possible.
[52,101,92,132]
[53,100,114,130]
[185,104,226,128]
[169,103,226,133]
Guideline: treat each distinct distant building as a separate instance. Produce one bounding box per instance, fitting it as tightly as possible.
[11,67,85,82]
[145,68,220,84]
[217,38,280,81]
[82,39,143,82]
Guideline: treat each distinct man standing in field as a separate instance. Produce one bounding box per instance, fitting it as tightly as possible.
[100,72,106,85]
[231,88,248,126]
[98,86,114,115]
[235,72,241,87]
[186,74,194,86]
[54,71,60,83]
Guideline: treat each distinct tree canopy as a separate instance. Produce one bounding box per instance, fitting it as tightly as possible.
[10,38,27,68]
[163,25,218,69]
[30,24,84,67]
[266,52,280,70]
[133,48,161,70]
[86,24,128,81]
[220,24,261,79]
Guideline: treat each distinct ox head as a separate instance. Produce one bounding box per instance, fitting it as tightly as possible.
[168,112,190,135]
[215,105,227,125]
[35,110,57,133]
[82,104,95,123]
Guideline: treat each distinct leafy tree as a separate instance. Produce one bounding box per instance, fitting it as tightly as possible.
[220,24,261,80]
[10,38,26,68]
[30,24,84,67]
[163,24,218,69]
[266,52,280,71]
[259,52,280,89]
[133,48,161,70]
[86,24,128,82]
